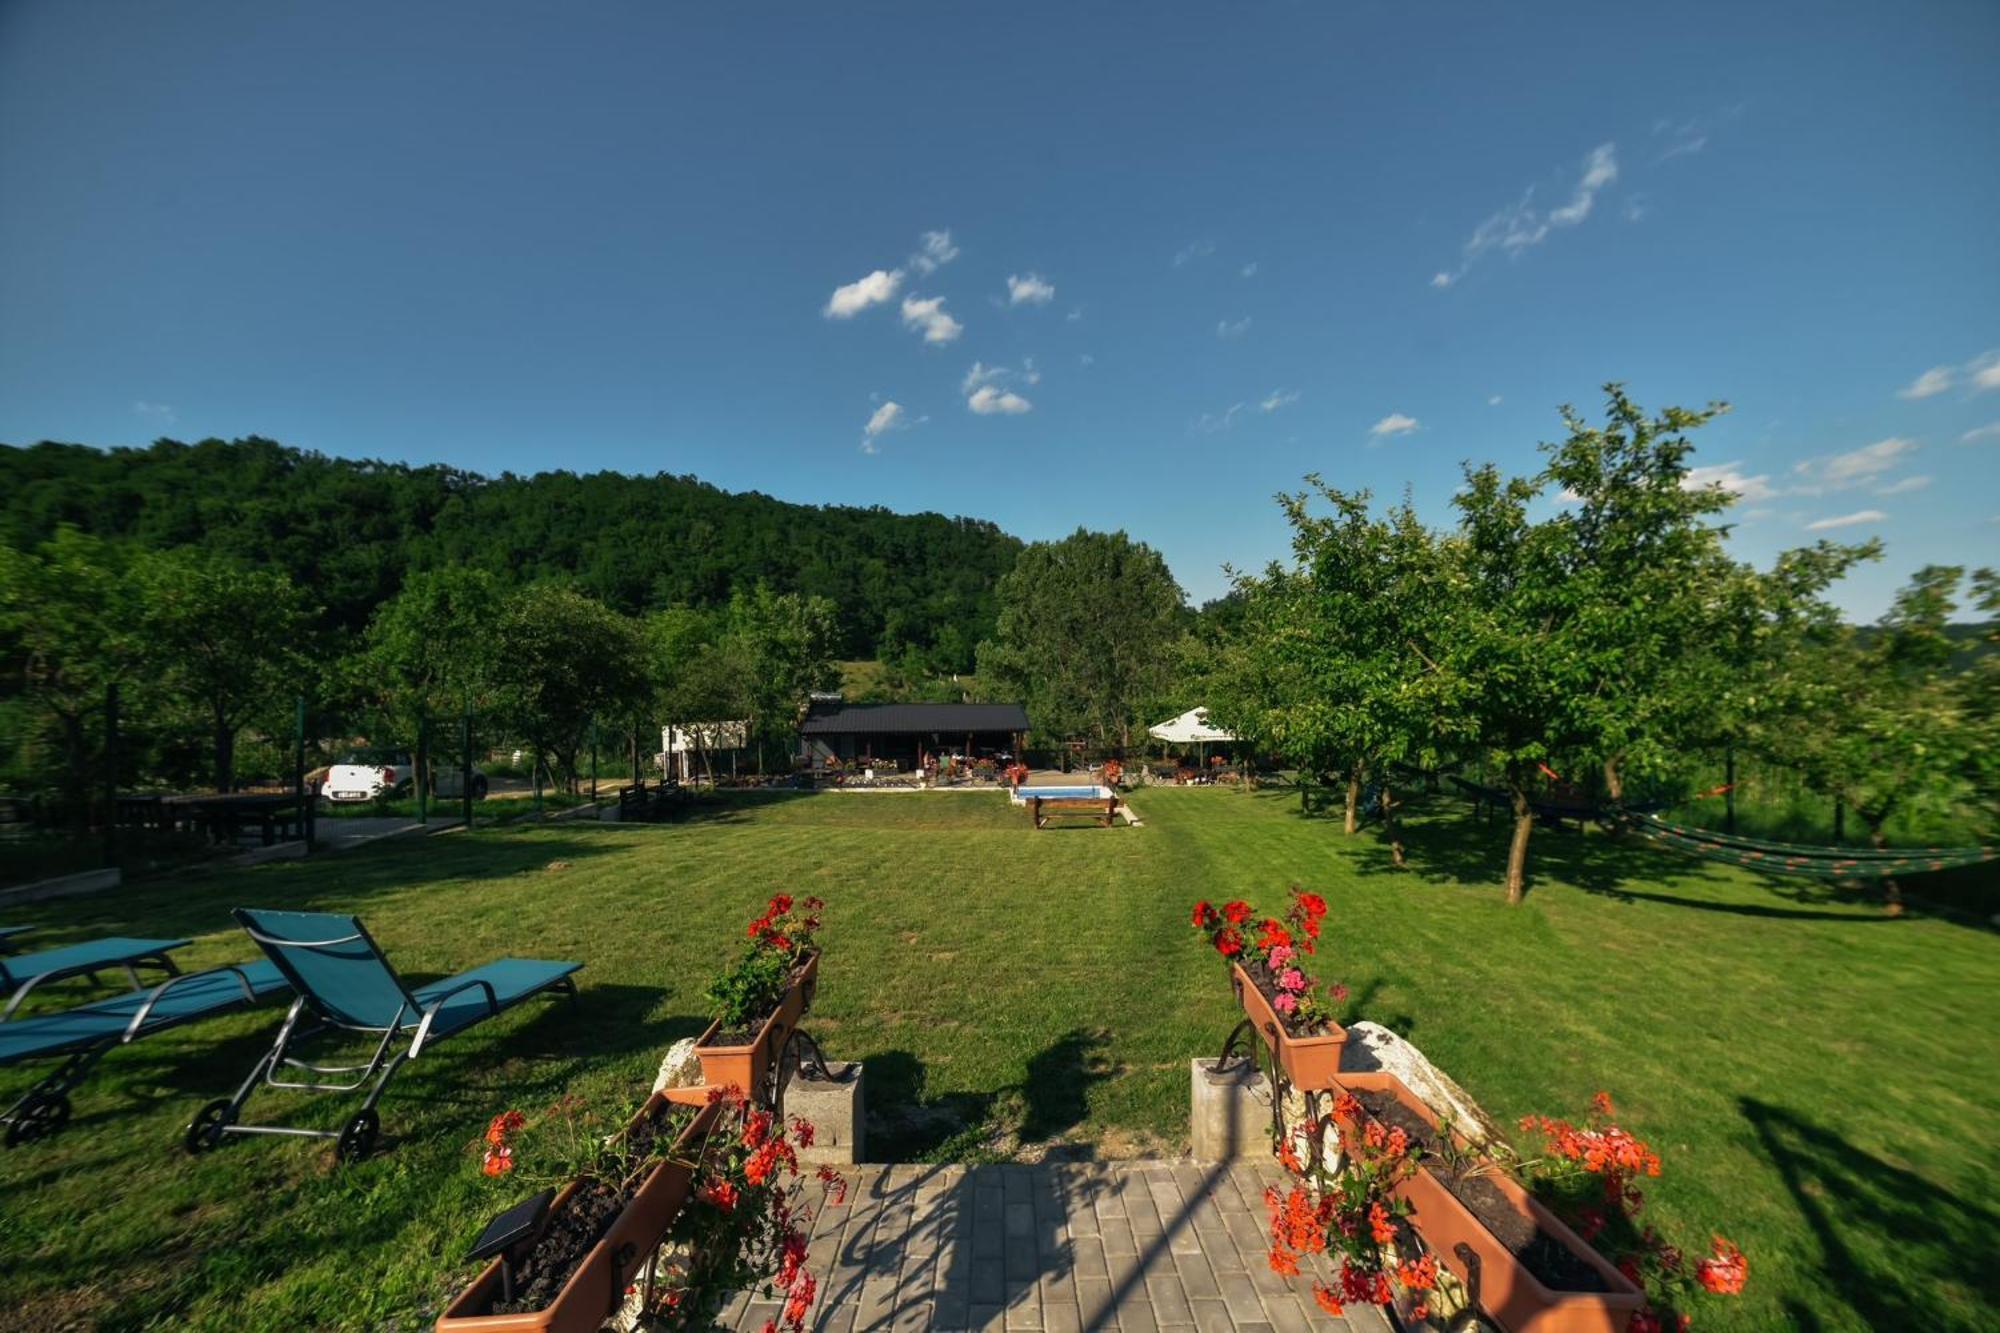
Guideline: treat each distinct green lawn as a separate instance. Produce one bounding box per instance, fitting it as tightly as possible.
[1,789,1994,1330]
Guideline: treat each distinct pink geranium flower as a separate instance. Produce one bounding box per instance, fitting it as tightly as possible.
[1267,944,1295,971]
[1273,992,1299,1015]
[1279,968,1307,993]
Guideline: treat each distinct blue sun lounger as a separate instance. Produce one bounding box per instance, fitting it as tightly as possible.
[1,935,190,1020]
[186,908,583,1163]
[2,960,292,1147]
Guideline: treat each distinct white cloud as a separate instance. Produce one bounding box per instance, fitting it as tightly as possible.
[1795,437,1918,488]
[859,439,879,456]
[909,230,959,275]
[1195,403,1248,434]
[1805,509,1887,531]
[1066,306,1083,323]
[963,360,1037,393]
[1078,353,1095,367]
[864,401,906,439]
[1370,413,1420,437]
[1683,461,1778,504]
[1873,474,1931,496]
[1961,422,2000,444]
[1260,389,1300,413]
[1898,350,2000,399]
[1173,240,1215,268]
[1241,262,1259,278]
[824,268,903,319]
[132,400,176,426]
[967,385,1031,415]
[1006,273,1055,306]
[1487,395,1503,406]
[900,294,963,345]
[1433,142,1619,288]
[1216,316,1252,339]
[1898,365,1954,399]
[1973,350,2000,392]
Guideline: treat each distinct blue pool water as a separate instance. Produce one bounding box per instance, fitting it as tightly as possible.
[1009,785,1115,803]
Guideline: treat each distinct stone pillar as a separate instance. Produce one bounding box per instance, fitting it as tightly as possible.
[787,1061,865,1165]
[1188,1058,1274,1161]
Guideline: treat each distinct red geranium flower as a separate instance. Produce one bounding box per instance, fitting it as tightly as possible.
[1222,900,1253,924]
[1695,1235,1747,1295]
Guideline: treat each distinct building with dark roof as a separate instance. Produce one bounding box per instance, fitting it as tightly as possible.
[798,700,1029,770]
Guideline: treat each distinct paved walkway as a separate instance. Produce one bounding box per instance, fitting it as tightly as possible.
[724,1161,1392,1332]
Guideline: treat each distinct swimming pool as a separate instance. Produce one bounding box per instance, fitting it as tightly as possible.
[1008,785,1115,803]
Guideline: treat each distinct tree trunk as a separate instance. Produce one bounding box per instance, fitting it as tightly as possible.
[1867,820,1903,917]
[213,706,236,793]
[1602,755,1624,804]
[1344,762,1362,835]
[1505,781,1533,904]
[1381,784,1404,868]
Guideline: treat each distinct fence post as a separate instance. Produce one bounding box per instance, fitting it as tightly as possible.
[590,718,598,804]
[417,707,429,826]
[461,700,473,831]
[1724,749,1736,836]
[296,694,315,852]
[534,745,543,818]
[103,682,119,862]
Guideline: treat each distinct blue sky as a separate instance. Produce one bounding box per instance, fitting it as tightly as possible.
[2,2,1996,617]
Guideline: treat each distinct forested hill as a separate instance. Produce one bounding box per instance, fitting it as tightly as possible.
[0,438,1022,664]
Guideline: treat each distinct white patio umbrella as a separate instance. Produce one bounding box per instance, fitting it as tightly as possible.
[1146,707,1236,764]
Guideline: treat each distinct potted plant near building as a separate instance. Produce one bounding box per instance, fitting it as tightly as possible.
[681,895,825,1107]
[1192,887,1348,1090]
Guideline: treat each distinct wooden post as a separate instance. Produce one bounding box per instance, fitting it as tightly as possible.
[297,694,315,851]
[416,707,429,826]
[461,701,473,832]
[589,718,598,803]
[1724,749,1736,835]
[103,682,120,861]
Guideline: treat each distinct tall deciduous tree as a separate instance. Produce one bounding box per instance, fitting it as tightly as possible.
[136,551,312,792]
[976,530,1186,749]
[364,566,504,792]
[488,584,650,792]
[1218,483,1457,855]
[724,585,840,769]
[1537,388,1734,803]
[1778,566,1992,912]
[0,528,142,815]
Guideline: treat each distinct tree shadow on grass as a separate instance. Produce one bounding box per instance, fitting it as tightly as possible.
[1741,1096,1999,1329]
[863,1029,1118,1163]
[1347,804,1686,898]
[1346,804,1930,923]
[7,831,631,953]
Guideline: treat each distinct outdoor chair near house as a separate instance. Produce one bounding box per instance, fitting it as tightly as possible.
[185,908,582,1163]
[2,959,293,1147]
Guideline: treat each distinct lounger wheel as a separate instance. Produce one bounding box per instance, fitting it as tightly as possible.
[336,1108,380,1163]
[185,1098,235,1154]
[4,1091,71,1147]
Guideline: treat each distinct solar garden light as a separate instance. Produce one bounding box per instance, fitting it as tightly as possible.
[466,1186,555,1306]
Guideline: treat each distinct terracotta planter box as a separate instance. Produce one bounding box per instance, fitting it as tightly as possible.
[436,1095,721,1332]
[676,951,820,1104]
[1331,1071,1644,1333]
[1231,961,1345,1090]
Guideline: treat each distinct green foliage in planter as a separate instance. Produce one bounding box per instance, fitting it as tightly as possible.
[703,945,795,1030]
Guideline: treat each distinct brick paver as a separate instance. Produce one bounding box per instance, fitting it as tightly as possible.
[722,1163,1393,1333]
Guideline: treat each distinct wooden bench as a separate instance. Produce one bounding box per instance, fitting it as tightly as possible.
[1029,796,1117,829]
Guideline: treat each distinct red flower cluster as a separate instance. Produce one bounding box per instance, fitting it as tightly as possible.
[1518,1093,1745,1329]
[1695,1236,1747,1295]
[1189,887,1347,1030]
[481,1109,526,1176]
[746,894,825,957]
